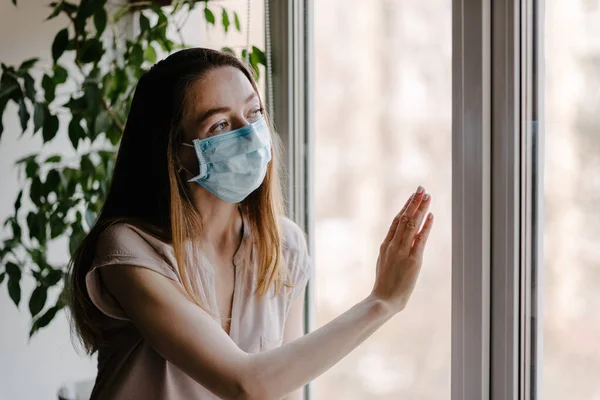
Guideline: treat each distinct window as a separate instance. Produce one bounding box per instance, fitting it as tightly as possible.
[313,1,452,398]
[542,0,600,398]
[273,1,600,399]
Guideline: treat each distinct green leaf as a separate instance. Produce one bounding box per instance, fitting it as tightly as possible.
[7,277,21,307]
[6,262,21,279]
[16,153,35,164]
[113,5,129,23]
[105,123,122,145]
[157,37,174,53]
[94,110,111,135]
[33,102,45,133]
[130,43,144,69]
[0,67,22,102]
[23,74,36,101]
[0,82,19,101]
[68,117,84,149]
[43,268,63,286]
[45,169,61,194]
[42,112,59,143]
[45,155,61,163]
[139,13,150,33]
[27,211,40,239]
[221,46,235,56]
[21,155,39,176]
[69,224,85,255]
[114,69,128,102]
[46,1,76,20]
[42,74,56,103]
[11,218,22,240]
[85,209,96,229]
[144,44,157,64]
[0,101,5,138]
[50,219,67,239]
[51,28,69,64]
[84,82,101,116]
[14,190,23,212]
[46,6,61,20]
[93,7,107,37]
[29,286,47,318]
[204,7,215,25]
[80,38,103,64]
[234,11,241,31]
[18,58,39,72]
[36,212,47,245]
[29,248,47,270]
[80,154,94,175]
[12,0,16,5]
[65,95,87,113]
[18,99,29,133]
[30,305,61,337]
[53,65,68,84]
[6,262,22,307]
[0,272,5,284]
[29,178,43,206]
[78,0,101,19]
[221,8,230,33]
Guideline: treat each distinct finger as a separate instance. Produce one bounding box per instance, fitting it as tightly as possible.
[383,217,400,245]
[410,212,434,259]
[383,194,413,245]
[397,193,414,217]
[401,193,431,251]
[393,186,426,243]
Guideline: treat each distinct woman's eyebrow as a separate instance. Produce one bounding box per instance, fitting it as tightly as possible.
[193,93,258,126]
[245,92,258,103]
[194,107,230,127]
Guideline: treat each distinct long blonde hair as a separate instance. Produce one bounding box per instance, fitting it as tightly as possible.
[68,48,287,354]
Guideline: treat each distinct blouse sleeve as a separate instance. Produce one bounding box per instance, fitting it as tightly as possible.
[280,217,313,310]
[85,223,180,320]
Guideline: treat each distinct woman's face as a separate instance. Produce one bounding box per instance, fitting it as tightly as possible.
[178,66,263,174]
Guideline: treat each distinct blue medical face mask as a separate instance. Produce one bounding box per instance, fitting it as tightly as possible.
[183,117,272,203]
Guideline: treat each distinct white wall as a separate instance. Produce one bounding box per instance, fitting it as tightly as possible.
[0,2,97,399]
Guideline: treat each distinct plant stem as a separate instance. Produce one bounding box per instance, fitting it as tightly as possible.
[102,98,125,133]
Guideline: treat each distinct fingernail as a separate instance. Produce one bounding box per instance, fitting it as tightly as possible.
[417,186,424,194]
[423,193,430,201]
[428,213,434,220]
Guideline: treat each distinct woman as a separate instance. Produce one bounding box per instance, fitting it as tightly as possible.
[68,48,434,400]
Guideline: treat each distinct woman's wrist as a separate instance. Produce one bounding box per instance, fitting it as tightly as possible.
[363,293,396,320]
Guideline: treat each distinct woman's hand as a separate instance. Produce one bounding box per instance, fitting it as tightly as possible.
[371,186,434,314]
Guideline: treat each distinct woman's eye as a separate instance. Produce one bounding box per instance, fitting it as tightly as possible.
[250,108,264,119]
[210,121,229,133]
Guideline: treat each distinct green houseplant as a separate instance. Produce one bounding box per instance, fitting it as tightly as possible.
[0,0,266,337]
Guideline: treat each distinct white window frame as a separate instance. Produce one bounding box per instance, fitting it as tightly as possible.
[269,0,314,398]
[452,0,492,398]
[270,0,543,399]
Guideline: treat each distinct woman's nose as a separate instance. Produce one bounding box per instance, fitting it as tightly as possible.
[230,115,252,131]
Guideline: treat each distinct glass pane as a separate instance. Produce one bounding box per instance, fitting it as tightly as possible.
[313,1,452,398]
[543,1,600,399]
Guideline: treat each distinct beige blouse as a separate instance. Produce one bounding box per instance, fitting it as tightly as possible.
[85,214,312,400]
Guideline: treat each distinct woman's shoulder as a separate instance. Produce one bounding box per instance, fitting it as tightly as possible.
[277,216,312,302]
[278,216,308,253]
[95,221,171,260]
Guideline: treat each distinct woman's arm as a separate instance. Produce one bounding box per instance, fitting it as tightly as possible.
[101,266,391,400]
[101,189,433,400]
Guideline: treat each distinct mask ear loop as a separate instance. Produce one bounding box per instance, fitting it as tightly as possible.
[178,142,196,175]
